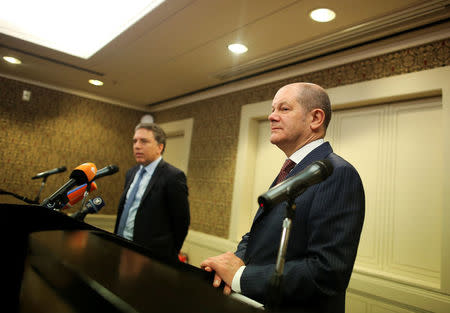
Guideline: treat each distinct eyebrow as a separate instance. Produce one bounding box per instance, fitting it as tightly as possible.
[272,101,289,108]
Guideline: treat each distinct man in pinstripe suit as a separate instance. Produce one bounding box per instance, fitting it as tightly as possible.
[201,82,365,313]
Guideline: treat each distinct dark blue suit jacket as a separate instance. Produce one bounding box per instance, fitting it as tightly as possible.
[235,142,365,313]
[114,160,190,263]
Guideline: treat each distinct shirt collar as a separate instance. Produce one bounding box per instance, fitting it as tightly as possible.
[140,156,162,174]
[288,139,324,164]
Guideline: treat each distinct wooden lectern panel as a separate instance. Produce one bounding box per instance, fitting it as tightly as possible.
[19,230,260,313]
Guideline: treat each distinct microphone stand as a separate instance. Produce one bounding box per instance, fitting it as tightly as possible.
[265,193,297,311]
[78,181,92,213]
[34,176,48,203]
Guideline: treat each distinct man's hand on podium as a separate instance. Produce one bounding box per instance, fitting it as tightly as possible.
[200,251,244,295]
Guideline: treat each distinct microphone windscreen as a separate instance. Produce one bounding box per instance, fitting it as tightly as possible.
[66,182,98,207]
[70,162,97,184]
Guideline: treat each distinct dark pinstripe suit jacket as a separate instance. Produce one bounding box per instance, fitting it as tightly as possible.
[235,142,365,313]
[114,160,190,263]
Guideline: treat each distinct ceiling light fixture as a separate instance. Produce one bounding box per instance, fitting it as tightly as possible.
[0,0,166,59]
[228,43,248,54]
[89,79,104,86]
[309,8,336,23]
[3,56,22,64]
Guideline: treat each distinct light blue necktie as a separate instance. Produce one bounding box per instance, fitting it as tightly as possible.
[117,168,145,236]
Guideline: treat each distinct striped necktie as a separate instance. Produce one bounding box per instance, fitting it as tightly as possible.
[275,159,296,185]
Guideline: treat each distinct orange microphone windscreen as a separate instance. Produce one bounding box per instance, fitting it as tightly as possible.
[64,181,98,209]
[71,162,97,184]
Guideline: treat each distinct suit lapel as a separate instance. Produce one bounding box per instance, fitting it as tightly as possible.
[252,142,333,224]
[125,167,140,192]
[141,159,165,202]
[290,141,333,177]
[117,166,140,221]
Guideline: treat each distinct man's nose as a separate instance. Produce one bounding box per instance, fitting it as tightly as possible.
[268,111,278,121]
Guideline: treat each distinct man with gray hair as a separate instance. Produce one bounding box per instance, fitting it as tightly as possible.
[115,123,190,263]
[201,83,365,313]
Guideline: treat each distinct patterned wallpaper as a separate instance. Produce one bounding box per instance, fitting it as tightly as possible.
[1,38,448,238]
[0,78,143,215]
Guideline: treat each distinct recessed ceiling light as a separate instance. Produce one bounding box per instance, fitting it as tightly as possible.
[0,0,165,59]
[89,79,104,86]
[3,56,22,64]
[228,43,248,54]
[309,8,336,23]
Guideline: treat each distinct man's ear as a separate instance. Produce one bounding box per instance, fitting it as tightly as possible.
[158,143,164,154]
[309,108,325,131]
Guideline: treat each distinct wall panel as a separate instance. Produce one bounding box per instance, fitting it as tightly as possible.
[328,106,386,271]
[387,99,443,288]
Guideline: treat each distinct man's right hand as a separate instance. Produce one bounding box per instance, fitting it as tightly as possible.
[200,252,244,295]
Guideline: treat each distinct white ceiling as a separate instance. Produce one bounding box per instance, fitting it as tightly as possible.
[0,0,449,110]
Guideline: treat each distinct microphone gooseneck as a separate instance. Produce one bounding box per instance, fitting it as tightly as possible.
[93,165,119,181]
[32,166,67,180]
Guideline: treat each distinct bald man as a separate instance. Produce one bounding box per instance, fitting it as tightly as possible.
[201,83,365,313]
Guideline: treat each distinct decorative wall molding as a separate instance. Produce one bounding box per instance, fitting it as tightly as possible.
[160,118,194,174]
[349,272,450,313]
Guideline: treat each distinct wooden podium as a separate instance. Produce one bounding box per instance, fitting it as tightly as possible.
[2,203,260,313]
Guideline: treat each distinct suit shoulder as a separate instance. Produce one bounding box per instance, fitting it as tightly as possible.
[327,153,360,174]
[160,160,186,176]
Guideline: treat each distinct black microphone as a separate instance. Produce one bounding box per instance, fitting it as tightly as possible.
[258,159,334,209]
[71,197,105,221]
[32,166,67,179]
[41,163,97,210]
[93,165,119,181]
